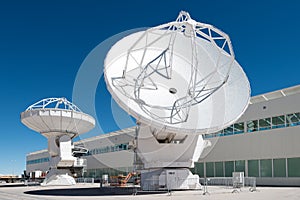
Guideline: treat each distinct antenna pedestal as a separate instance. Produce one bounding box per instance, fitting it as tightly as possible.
[41,133,85,186]
[137,124,210,190]
[41,169,76,186]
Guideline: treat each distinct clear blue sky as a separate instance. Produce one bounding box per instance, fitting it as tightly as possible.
[0,0,300,175]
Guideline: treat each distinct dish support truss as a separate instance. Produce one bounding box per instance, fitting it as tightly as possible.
[111,11,235,125]
[26,97,82,112]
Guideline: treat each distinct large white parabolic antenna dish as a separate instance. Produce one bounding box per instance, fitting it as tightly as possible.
[104,11,250,134]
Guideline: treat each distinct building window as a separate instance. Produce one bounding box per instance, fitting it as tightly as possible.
[273,158,286,177]
[224,125,234,136]
[225,161,234,177]
[215,162,224,177]
[235,160,245,174]
[206,162,214,177]
[288,157,300,177]
[272,115,285,129]
[27,157,50,165]
[234,123,244,134]
[248,160,259,177]
[286,113,300,127]
[84,143,129,157]
[259,118,271,131]
[247,120,258,132]
[203,134,212,139]
[202,111,300,139]
[95,168,101,177]
[260,159,272,177]
[194,162,204,177]
[215,130,224,137]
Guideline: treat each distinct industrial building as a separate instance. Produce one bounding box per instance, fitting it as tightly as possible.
[26,85,300,186]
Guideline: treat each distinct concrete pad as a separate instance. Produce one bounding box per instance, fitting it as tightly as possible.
[0,183,299,200]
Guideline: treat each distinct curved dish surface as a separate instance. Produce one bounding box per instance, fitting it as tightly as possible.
[104,12,250,134]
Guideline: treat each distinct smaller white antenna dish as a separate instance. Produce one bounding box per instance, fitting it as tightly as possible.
[21,97,95,186]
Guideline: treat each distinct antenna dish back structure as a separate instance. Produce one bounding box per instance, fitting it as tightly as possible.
[21,97,95,186]
[105,11,250,190]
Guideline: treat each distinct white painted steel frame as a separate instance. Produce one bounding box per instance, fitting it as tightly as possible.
[110,11,235,125]
[26,97,82,112]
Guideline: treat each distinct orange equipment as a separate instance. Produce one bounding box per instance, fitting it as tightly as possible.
[110,172,137,187]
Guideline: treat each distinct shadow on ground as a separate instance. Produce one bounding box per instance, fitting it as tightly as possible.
[0,183,32,188]
[24,187,168,196]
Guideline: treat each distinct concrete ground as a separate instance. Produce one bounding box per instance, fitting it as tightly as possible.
[0,183,300,200]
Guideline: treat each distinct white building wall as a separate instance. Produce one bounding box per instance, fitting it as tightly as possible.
[26,150,50,175]
[201,126,300,162]
[201,90,300,161]
[85,151,134,170]
[239,93,300,121]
